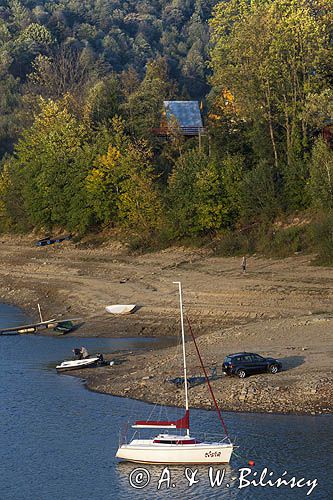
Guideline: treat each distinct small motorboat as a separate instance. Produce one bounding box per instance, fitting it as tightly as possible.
[105,304,136,315]
[56,357,99,372]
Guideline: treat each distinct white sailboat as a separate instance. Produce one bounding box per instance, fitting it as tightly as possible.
[116,282,233,464]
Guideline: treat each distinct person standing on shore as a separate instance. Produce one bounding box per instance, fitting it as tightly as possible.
[242,256,247,274]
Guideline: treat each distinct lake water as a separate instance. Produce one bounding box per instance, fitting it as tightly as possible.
[0,303,332,499]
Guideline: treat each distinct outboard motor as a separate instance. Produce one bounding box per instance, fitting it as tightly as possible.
[96,353,105,365]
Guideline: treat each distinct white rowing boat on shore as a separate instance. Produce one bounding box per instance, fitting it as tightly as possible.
[105,304,136,315]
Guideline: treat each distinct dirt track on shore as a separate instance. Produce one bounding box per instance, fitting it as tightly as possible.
[0,235,332,414]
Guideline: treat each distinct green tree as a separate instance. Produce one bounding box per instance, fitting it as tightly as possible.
[210,0,333,194]
[0,157,30,231]
[167,149,233,237]
[240,160,278,222]
[8,97,89,230]
[309,139,333,210]
[0,72,20,157]
[123,58,177,140]
[85,76,121,125]
[9,0,31,31]
[116,143,162,233]
[220,154,245,217]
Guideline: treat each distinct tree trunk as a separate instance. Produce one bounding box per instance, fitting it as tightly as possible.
[265,84,278,169]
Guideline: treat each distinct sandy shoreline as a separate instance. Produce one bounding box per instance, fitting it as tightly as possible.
[1,234,332,415]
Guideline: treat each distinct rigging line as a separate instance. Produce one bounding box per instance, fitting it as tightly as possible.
[145,399,162,422]
[185,314,230,439]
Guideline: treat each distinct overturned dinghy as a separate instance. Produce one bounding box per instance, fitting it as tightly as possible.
[105,304,136,315]
[56,357,99,372]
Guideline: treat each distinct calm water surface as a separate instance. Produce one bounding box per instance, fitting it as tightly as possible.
[0,303,332,500]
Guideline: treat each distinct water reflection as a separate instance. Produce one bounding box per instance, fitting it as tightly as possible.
[116,462,236,499]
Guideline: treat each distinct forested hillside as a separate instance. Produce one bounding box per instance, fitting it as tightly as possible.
[1,0,333,262]
[0,0,214,155]
[1,0,214,82]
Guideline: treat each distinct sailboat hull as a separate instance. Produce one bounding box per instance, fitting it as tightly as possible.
[116,440,233,464]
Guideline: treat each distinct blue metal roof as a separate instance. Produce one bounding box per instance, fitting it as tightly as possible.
[163,101,203,129]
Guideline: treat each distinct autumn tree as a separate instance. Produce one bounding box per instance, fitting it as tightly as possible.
[87,118,162,234]
[210,0,333,208]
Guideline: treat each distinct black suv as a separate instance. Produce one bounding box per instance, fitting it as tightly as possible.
[222,352,282,378]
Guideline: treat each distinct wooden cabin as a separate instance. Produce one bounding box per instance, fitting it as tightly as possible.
[153,101,204,137]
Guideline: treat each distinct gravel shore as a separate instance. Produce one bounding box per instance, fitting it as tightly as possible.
[1,234,332,414]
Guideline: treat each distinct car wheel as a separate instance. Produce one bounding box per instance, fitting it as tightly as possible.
[237,369,246,379]
[269,364,279,374]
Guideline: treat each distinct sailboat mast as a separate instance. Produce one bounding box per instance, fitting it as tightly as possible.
[173,281,189,436]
